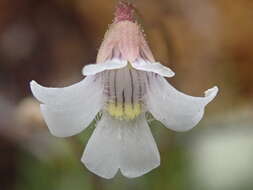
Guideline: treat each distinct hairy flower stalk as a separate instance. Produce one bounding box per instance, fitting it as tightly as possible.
[30,1,218,179]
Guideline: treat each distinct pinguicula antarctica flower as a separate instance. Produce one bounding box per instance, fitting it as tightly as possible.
[30,1,218,179]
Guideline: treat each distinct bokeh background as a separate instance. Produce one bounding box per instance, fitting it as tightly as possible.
[0,0,253,189]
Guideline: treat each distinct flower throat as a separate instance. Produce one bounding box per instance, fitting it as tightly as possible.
[103,66,147,120]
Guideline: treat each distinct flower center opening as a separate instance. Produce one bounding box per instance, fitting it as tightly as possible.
[103,65,147,120]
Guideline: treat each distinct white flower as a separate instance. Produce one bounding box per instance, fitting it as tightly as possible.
[30,2,218,179]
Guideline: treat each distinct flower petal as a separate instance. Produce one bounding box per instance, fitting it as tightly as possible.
[131,60,175,77]
[82,59,127,76]
[139,33,155,62]
[119,114,160,178]
[82,114,160,179]
[82,114,120,179]
[30,76,104,137]
[146,76,218,132]
[30,77,90,106]
[118,21,140,62]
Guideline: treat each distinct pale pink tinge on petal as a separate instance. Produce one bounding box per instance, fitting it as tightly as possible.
[96,37,115,64]
[96,1,156,64]
[97,21,141,63]
[118,21,140,62]
[139,33,155,62]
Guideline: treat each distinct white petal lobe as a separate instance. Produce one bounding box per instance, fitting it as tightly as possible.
[131,60,175,77]
[82,59,127,76]
[146,77,218,132]
[119,115,160,178]
[82,115,121,179]
[30,76,104,137]
[30,78,90,106]
[82,114,160,179]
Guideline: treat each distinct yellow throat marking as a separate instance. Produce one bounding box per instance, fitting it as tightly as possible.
[106,103,142,120]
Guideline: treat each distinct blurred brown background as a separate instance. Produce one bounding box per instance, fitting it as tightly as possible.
[0,0,253,190]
